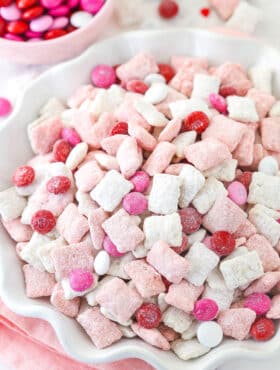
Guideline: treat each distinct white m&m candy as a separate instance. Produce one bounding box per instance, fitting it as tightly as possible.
[197,321,223,348]
[70,11,93,28]
[258,156,279,176]
[145,83,169,105]
[94,250,111,275]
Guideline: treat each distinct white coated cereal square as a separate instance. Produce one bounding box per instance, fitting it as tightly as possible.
[148,174,181,215]
[191,73,221,102]
[61,276,97,300]
[172,131,197,158]
[269,101,280,117]
[192,177,227,215]
[20,232,52,271]
[249,66,272,94]
[220,251,264,290]
[143,213,182,249]
[0,187,27,222]
[187,229,207,246]
[134,98,168,127]
[203,159,238,182]
[227,96,259,123]
[169,98,211,120]
[65,142,88,170]
[39,97,65,118]
[185,242,219,286]
[162,307,192,334]
[90,170,133,212]
[203,284,234,311]
[248,172,280,210]
[179,165,205,208]
[171,339,209,360]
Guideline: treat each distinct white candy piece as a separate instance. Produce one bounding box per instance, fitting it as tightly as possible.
[94,151,119,171]
[171,339,209,360]
[144,83,169,105]
[158,293,169,312]
[185,242,219,286]
[37,237,66,273]
[119,325,136,338]
[107,252,135,280]
[191,73,221,102]
[203,158,238,182]
[0,187,27,222]
[169,98,211,120]
[93,250,110,276]
[227,96,259,123]
[197,321,223,348]
[249,66,272,94]
[248,172,280,210]
[134,98,168,127]
[61,276,97,300]
[162,307,192,334]
[187,229,206,246]
[269,101,280,117]
[179,164,205,208]
[144,73,166,86]
[15,165,46,197]
[148,174,181,215]
[143,213,182,249]
[172,131,197,158]
[258,156,279,176]
[226,1,261,34]
[65,142,88,170]
[70,11,93,28]
[90,170,133,212]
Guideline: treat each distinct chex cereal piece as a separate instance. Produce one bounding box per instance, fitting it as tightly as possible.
[96,277,143,323]
[67,84,94,108]
[249,66,272,94]
[51,243,94,280]
[88,208,108,250]
[245,234,280,272]
[203,159,237,182]
[158,118,182,142]
[100,134,127,156]
[131,323,170,351]
[20,232,51,271]
[191,74,221,102]
[148,174,181,215]
[28,117,62,154]
[108,253,135,280]
[233,127,255,167]
[2,218,33,242]
[202,115,245,152]
[92,151,119,172]
[185,242,219,286]
[100,307,132,327]
[269,101,280,117]
[0,187,27,222]
[170,57,208,72]
[90,170,133,212]
[91,113,117,148]
[86,276,113,306]
[261,117,280,152]
[172,131,197,158]
[233,219,257,239]
[77,307,122,349]
[227,96,259,123]
[65,142,88,171]
[128,123,157,151]
[116,52,158,84]
[23,264,56,298]
[226,2,261,34]
[217,308,256,340]
[57,203,89,244]
[143,213,182,249]
[203,284,234,311]
[50,282,80,318]
[124,260,165,298]
[169,98,211,120]
[119,324,136,338]
[158,324,179,342]
[117,137,142,178]
[165,164,185,176]
[247,88,275,119]
[134,98,168,127]
[266,295,280,319]
[158,293,168,312]
[171,339,209,360]
[156,88,185,119]
[192,177,227,215]
[147,240,189,284]
[143,142,176,176]
[178,164,205,208]
[87,86,125,119]
[165,280,204,313]
[39,97,65,118]
[203,195,247,234]
[248,172,280,210]
[132,244,148,259]
[220,250,264,290]
[162,306,192,333]
[76,190,98,217]
[181,321,199,340]
[188,229,206,246]
[185,137,232,172]
[248,205,280,246]
[37,237,66,273]
[102,209,144,253]
[244,272,280,296]
[74,160,104,192]
[209,0,239,20]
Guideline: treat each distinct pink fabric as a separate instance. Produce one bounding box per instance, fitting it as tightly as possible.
[0,300,154,370]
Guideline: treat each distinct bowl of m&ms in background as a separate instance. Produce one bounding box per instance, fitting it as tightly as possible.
[0,0,114,64]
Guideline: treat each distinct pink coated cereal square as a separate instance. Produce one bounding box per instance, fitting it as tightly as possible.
[158,118,182,143]
[2,218,33,242]
[261,117,280,152]
[117,137,143,178]
[147,240,189,284]
[124,260,165,298]
[202,195,247,233]
[128,123,157,151]
[23,264,56,298]
[29,118,62,155]
[217,308,256,340]
[233,219,257,239]
[116,52,158,84]
[202,115,245,152]
[209,0,240,20]
[185,137,232,172]
[158,324,179,342]
[247,143,267,171]
[74,160,104,192]
[51,282,80,318]
[156,88,185,118]
[102,209,144,253]
[165,280,204,313]
[88,208,108,250]
[51,243,94,280]
[165,164,185,176]
[143,142,176,176]
[244,272,280,296]
[96,277,143,323]
[247,88,276,119]
[100,134,127,156]
[71,111,96,148]
[89,113,116,149]
[131,323,170,351]
[232,127,255,166]
[245,234,280,272]
[57,203,89,244]
[77,307,122,349]
[115,96,150,131]
[67,84,95,108]
[170,56,208,72]
[266,295,280,319]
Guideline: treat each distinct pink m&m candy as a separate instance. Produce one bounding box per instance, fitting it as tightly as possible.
[103,236,125,257]
[209,93,227,114]
[50,16,68,29]
[41,0,62,9]
[244,293,271,315]
[30,15,53,32]
[69,269,94,292]
[193,298,219,321]
[80,0,104,14]
[1,4,21,21]
[67,0,79,8]
[227,181,247,206]
[4,32,23,41]
[122,192,148,215]
[130,170,150,193]
[0,97,12,116]
[25,30,43,38]
[61,127,81,146]
[91,64,116,88]
[49,5,69,16]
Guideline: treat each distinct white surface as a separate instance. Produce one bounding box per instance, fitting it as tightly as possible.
[1,29,280,370]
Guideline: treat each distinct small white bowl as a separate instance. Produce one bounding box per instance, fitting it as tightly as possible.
[1,29,280,370]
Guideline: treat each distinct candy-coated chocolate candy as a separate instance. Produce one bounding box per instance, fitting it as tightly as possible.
[6,20,28,34]
[3,32,23,40]
[50,16,68,29]
[31,210,56,234]
[0,17,6,36]
[0,4,21,21]
[197,321,223,348]
[17,0,37,9]
[44,28,67,39]
[30,14,53,32]
[22,6,44,21]
[80,0,104,14]
[41,0,62,8]
[93,250,110,275]
[91,64,116,88]
[49,4,69,16]
[67,0,79,8]
[227,181,247,206]
[193,298,219,321]
[69,269,94,292]
[61,127,81,146]
[12,165,34,187]
[25,29,42,37]
[70,10,92,28]
[0,0,13,7]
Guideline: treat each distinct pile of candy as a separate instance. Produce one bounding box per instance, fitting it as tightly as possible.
[2,51,280,360]
[0,0,105,41]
